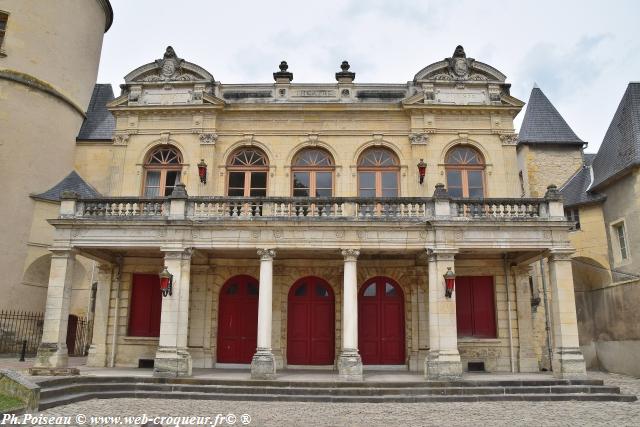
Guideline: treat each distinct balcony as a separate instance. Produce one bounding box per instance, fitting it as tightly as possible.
[59,184,564,223]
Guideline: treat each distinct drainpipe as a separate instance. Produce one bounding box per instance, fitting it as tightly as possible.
[109,256,123,368]
[539,259,553,371]
[504,255,515,373]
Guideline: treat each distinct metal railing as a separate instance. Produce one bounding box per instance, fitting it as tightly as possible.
[0,310,43,357]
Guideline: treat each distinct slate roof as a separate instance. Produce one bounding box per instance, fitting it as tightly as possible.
[77,84,115,140]
[591,83,640,189]
[31,171,101,202]
[518,87,585,146]
[559,157,606,208]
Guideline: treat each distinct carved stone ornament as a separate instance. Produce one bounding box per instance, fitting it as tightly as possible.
[257,248,276,260]
[409,133,429,145]
[199,133,218,144]
[143,46,195,82]
[432,46,488,81]
[113,133,130,145]
[341,249,360,261]
[499,133,518,145]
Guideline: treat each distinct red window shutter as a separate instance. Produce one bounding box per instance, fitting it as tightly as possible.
[129,274,162,337]
[471,277,496,338]
[455,277,474,337]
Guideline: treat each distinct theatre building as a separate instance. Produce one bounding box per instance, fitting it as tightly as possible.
[33,45,586,380]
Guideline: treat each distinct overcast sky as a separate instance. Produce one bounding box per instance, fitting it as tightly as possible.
[98,0,640,153]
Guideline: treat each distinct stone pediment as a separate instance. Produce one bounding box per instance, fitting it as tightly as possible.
[124,46,214,84]
[413,45,506,83]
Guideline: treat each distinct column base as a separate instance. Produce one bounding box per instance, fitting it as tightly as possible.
[153,347,193,377]
[552,347,586,379]
[251,350,277,379]
[32,343,69,369]
[337,350,363,381]
[86,345,107,368]
[425,350,463,380]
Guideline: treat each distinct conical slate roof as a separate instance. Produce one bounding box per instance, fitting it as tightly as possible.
[518,87,585,145]
[31,171,101,202]
[559,154,606,207]
[77,84,115,140]
[591,83,640,189]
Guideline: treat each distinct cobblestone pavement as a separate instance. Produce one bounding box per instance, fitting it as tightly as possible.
[32,372,640,427]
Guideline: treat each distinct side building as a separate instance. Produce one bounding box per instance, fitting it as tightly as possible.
[0,0,113,312]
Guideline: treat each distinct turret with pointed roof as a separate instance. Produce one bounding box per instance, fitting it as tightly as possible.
[518,87,585,146]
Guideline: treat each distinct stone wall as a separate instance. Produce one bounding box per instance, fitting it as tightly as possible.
[517,145,584,197]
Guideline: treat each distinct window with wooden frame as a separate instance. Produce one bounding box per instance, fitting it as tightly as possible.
[613,221,629,261]
[227,147,269,197]
[445,146,485,198]
[357,148,400,197]
[0,12,8,54]
[143,146,183,197]
[565,208,581,231]
[291,148,334,197]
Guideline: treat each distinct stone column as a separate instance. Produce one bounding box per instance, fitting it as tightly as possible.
[425,249,462,379]
[512,265,539,372]
[154,248,193,377]
[548,250,586,378]
[338,249,363,381]
[87,264,113,367]
[251,248,277,379]
[32,249,76,373]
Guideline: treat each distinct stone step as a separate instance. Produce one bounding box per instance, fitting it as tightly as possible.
[38,375,606,389]
[38,390,637,410]
[39,382,622,400]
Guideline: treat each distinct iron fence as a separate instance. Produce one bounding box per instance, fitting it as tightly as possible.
[0,310,92,357]
[0,310,43,356]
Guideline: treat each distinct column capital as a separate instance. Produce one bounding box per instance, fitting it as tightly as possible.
[162,247,193,260]
[341,249,360,261]
[548,249,574,262]
[426,248,458,262]
[49,248,77,258]
[257,248,276,260]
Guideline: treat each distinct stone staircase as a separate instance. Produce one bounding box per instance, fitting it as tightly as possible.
[37,376,637,409]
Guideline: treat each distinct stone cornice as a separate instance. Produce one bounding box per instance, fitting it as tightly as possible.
[0,69,86,117]
[96,0,114,32]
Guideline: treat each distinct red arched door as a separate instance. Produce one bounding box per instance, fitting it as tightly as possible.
[217,275,259,363]
[358,277,405,364]
[287,277,335,365]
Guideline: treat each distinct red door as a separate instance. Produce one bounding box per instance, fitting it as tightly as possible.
[128,273,162,337]
[455,276,496,338]
[358,277,405,364]
[287,277,335,365]
[217,275,259,363]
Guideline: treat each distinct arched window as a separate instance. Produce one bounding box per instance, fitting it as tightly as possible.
[445,146,485,198]
[227,147,269,197]
[143,146,183,197]
[357,148,400,197]
[291,148,334,197]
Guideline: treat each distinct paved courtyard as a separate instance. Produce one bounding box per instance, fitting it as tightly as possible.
[27,371,640,426]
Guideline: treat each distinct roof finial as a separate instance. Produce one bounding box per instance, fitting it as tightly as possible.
[533,82,539,89]
[452,45,466,58]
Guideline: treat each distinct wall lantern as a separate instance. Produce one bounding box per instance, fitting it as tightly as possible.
[197,159,208,184]
[159,266,173,297]
[443,267,456,298]
[417,159,427,184]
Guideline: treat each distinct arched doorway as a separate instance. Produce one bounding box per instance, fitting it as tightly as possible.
[358,277,405,365]
[217,275,259,363]
[287,277,335,365]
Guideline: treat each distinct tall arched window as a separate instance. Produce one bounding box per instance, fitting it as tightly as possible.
[143,146,183,197]
[357,148,400,197]
[227,147,269,197]
[292,148,334,197]
[445,146,485,198]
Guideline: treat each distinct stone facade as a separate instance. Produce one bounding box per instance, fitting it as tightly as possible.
[26,45,586,381]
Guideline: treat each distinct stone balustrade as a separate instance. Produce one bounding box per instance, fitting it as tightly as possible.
[67,195,560,222]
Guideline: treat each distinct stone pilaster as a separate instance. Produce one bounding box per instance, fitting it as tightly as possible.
[337,249,363,381]
[87,264,113,367]
[32,249,77,374]
[513,265,539,372]
[154,248,193,377]
[425,249,462,380]
[251,249,277,379]
[548,250,586,379]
